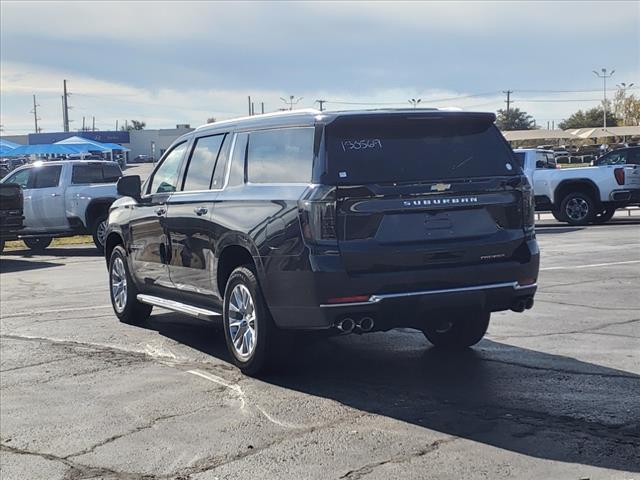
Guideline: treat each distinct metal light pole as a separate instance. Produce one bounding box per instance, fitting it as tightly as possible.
[593,68,615,128]
[280,95,302,110]
[408,98,422,109]
[616,82,635,126]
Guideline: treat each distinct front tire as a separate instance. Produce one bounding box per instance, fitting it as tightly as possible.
[92,214,108,254]
[422,311,490,348]
[23,237,52,252]
[109,245,152,324]
[223,265,285,376]
[559,192,595,226]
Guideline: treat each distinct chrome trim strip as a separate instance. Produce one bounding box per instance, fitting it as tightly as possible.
[319,282,537,308]
[137,294,222,320]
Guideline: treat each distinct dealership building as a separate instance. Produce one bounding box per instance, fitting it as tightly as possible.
[1,124,194,160]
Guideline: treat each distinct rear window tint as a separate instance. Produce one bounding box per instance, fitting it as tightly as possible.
[33,165,62,188]
[247,127,314,183]
[182,134,225,191]
[72,164,122,184]
[325,117,515,184]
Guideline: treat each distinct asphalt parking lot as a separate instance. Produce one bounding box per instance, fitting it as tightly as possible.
[1,220,638,480]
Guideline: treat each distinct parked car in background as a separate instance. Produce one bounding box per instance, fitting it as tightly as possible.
[514,148,640,225]
[105,109,539,375]
[0,160,122,252]
[0,157,28,175]
[0,183,24,254]
[130,155,155,163]
[592,146,640,166]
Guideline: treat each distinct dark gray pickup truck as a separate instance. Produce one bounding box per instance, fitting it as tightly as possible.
[0,183,24,253]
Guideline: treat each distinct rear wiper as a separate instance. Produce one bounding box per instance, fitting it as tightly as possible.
[451,156,473,171]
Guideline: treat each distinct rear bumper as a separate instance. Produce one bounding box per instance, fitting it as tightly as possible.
[609,189,640,204]
[265,239,540,330]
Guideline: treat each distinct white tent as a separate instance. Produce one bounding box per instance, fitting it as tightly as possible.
[501,129,577,141]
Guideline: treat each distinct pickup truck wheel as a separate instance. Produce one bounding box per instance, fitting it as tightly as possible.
[223,265,287,376]
[91,215,108,254]
[592,207,616,224]
[0,239,4,254]
[551,210,566,222]
[109,245,152,324]
[422,311,490,348]
[23,237,52,252]
[560,192,595,226]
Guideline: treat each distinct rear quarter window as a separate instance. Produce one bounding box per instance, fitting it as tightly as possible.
[247,127,314,183]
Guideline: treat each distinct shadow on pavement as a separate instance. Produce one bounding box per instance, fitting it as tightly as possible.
[1,246,101,258]
[0,257,59,273]
[140,316,640,473]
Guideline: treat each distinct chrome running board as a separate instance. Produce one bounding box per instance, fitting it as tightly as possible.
[137,294,222,321]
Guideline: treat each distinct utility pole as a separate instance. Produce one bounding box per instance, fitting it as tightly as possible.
[261,102,264,114]
[82,116,86,131]
[280,95,302,110]
[63,79,71,132]
[31,94,41,133]
[115,120,119,131]
[593,68,615,128]
[92,116,95,132]
[315,99,327,111]
[61,96,66,130]
[503,90,513,114]
[251,102,255,116]
[248,96,252,115]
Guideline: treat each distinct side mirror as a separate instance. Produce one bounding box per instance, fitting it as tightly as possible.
[117,175,141,201]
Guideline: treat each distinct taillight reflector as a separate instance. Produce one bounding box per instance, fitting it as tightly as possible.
[326,295,370,304]
[614,168,625,186]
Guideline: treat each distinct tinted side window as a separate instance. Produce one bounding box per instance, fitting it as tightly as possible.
[72,165,103,184]
[513,152,525,168]
[183,134,225,191]
[228,133,248,187]
[247,127,314,183]
[626,149,640,165]
[150,143,188,194]
[211,134,232,189]
[5,168,31,188]
[103,164,122,182]
[33,165,62,188]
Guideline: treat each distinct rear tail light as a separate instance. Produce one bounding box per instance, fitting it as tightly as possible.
[298,185,338,245]
[614,167,625,186]
[326,295,370,304]
[521,180,535,231]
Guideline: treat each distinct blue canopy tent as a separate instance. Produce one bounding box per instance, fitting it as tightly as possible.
[55,136,128,161]
[5,144,80,156]
[0,139,22,156]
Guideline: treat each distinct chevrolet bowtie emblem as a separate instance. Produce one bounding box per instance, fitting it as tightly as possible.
[430,183,451,192]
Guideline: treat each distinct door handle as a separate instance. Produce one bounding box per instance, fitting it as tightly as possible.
[194,206,208,216]
[155,207,166,216]
[51,193,60,197]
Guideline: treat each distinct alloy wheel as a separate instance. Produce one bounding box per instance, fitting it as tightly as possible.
[565,197,589,221]
[111,257,128,313]
[227,284,257,359]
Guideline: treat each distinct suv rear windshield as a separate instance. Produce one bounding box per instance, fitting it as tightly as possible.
[325,116,515,184]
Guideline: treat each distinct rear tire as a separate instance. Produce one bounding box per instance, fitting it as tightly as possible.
[108,245,152,324]
[23,237,52,252]
[592,207,616,224]
[91,214,108,254]
[223,265,287,376]
[559,192,595,226]
[422,311,490,348]
[551,209,566,222]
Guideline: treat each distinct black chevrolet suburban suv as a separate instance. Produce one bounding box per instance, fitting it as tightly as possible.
[105,109,539,374]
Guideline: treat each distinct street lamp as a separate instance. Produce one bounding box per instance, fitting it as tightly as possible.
[593,68,615,128]
[280,95,303,110]
[616,82,635,126]
[408,98,422,109]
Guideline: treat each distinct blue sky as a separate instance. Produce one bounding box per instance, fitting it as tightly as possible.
[1,1,638,134]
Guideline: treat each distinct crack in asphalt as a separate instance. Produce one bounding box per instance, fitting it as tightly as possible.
[339,437,458,479]
[534,299,640,311]
[0,354,81,373]
[493,318,640,340]
[478,356,639,379]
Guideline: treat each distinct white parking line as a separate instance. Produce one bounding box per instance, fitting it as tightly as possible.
[540,260,640,271]
[1,304,113,318]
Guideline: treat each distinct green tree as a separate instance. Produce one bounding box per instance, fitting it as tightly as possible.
[495,108,536,130]
[206,117,216,124]
[613,88,640,126]
[558,107,619,130]
[127,120,146,131]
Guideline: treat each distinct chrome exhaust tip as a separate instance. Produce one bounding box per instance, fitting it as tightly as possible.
[358,316,375,332]
[336,317,355,333]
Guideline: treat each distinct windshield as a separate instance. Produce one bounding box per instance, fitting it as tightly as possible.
[325,116,516,184]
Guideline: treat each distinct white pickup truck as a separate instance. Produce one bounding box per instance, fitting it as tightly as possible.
[0,160,122,252]
[514,149,640,225]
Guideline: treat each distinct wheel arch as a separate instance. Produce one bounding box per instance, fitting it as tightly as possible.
[215,235,264,298]
[554,179,601,206]
[85,198,116,228]
[104,231,124,264]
